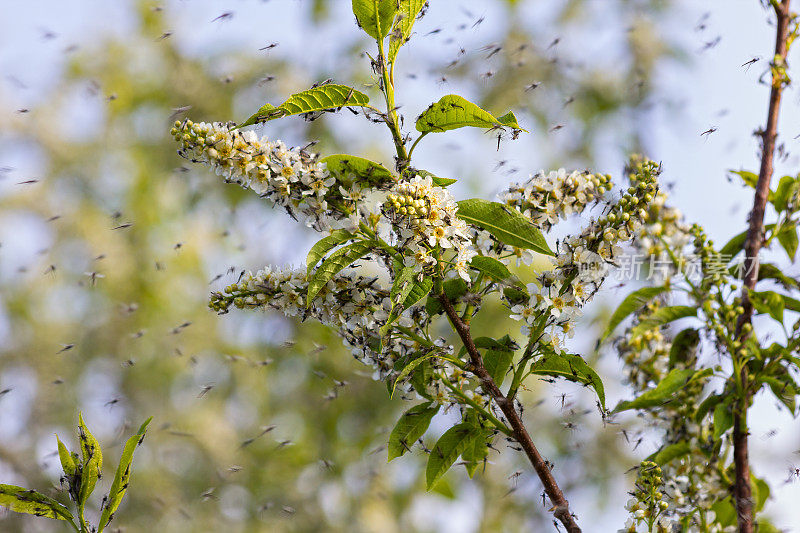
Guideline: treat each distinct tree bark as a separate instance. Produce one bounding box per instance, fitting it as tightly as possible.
[733,2,792,531]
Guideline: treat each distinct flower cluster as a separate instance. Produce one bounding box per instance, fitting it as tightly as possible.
[619,461,671,533]
[210,266,425,378]
[384,175,476,280]
[616,189,732,529]
[508,158,661,345]
[499,168,612,232]
[171,120,388,231]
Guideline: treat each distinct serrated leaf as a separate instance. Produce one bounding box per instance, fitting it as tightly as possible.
[529,350,606,410]
[240,85,369,127]
[352,0,397,40]
[388,0,426,62]
[648,441,691,466]
[306,230,354,276]
[78,413,102,505]
[0,485,73,522]
[668,328,701,367]
[388,402,439,460]
[469,256,516,284]
[456,199,552,255]
[98,417,152,532]
[56,436,76,479]
[307,241,372,306]
[426,423,484,489]
[613,368,697,413]
[382,267,433,335]
[776,223,798,261]
[461,429,491,478]
[602,286,668,340]
[416,94,525,134]
[237,103,277,128]
[630,305,697,338]
[425,278,468,315]
[320,154,393,189]
[390,353,438,399]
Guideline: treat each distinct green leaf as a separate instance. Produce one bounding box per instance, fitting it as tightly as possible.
[711,497,737,527]
[388,0,426,62]
[98,417,152,533]
[602,286,668,340]
[382,267,433,335]
[78,413,102,505]
[630,305,697,337]
[468,256,517,285]
[753,476,770,513]
[306,230,354,276]
[755,263,800,290]
[0,485,73,522]
[762,375,797,414]
[352,0,397,40]
[409,357,435,400]
[425,278,468,315]
[56,436,77,479]
[496,111,524,130]
[415,94,526,134]
[668,328,701,367]
[751,290,785,323]
[695,393,724,423]
[388,402,439,460]
[613,368,699,413]
[414,169,457,187]
[320,154,393,189]
[239,85,370,127]
[476,336,516,386]
[426,423,484,489]
[390,353,438,399]
[776,223,798,260]
[529,350,606,410]
[730,169,758,188]
[769,175,798,212]
[460,426,491,478]
[456,199,552,255]
[307,241,372,306]
[237,103,277,128]
[648,441,691,466]
[719,230,748,259]
[713,401,733,441]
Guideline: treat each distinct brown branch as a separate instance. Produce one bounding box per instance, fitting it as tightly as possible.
[438,293,581,533]
[733,1,792,531]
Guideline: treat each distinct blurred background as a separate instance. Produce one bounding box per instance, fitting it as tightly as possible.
[0,0,798,531]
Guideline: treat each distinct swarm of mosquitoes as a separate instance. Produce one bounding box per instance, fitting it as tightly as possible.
[3,3,798,528]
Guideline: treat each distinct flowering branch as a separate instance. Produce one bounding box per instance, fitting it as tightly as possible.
[437,290,581,532]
